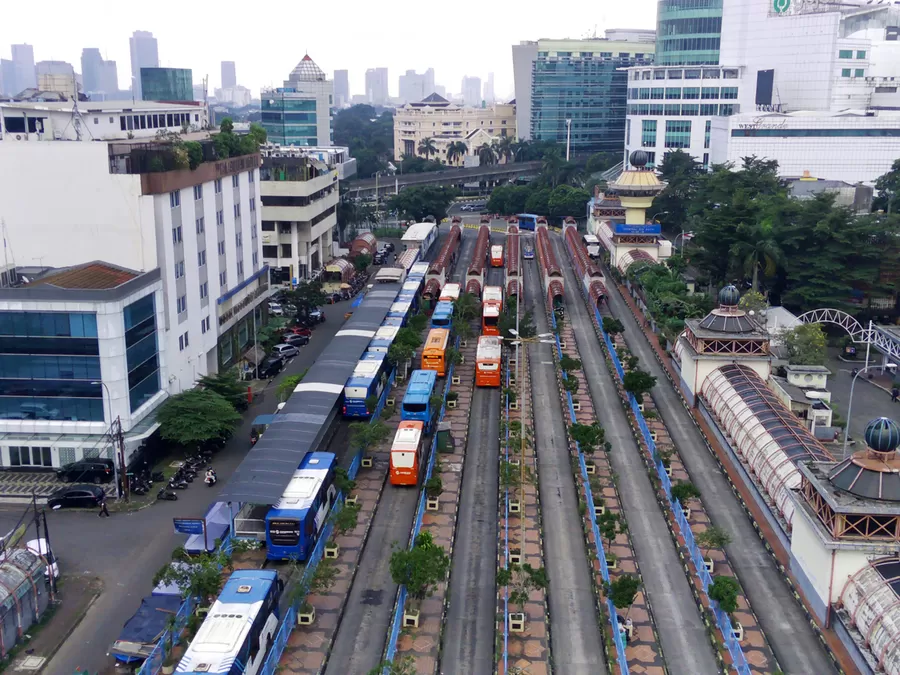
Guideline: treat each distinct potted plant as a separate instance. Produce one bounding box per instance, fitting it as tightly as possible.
[670,481,701,519]
[446,391,459,409]
[696,526,732,575]
[425,475,443,510]
[390,532,450,627]
[160,616,179,674]
[599,510,626,569]
[496,563,548,632]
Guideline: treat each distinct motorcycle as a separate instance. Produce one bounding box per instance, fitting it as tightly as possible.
[168,477,189,490]
[204,472,218,487]
[157,487,178,501]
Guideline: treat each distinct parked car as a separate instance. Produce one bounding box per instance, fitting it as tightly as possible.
[47,485,105,510]
[268,302,284,317]
[372,254,385,266]
[325,293,342,304]
[282,303,298,316]
[283,333,310,347]
[271,344,300,360]
[285,326,312,337]
[256,357,284,379]
[309,308,325,323]
[56,458,115,484]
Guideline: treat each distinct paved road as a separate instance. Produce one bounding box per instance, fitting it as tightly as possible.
[601,270,837,674]
[524,261,607,675]
[441,263,501,674]
[40,297,358,674]
[551,237,717,675]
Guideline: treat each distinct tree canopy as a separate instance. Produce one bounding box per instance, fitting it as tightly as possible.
[389,531,450,602]
[779,322,827,366]
[333,105,394,178]
[158,389,242,447]
[198,368,248,412]
[387,186,459,223]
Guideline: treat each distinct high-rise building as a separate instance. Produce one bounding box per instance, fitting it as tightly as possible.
[11,44,36,93]
[262,55,333,147]
[484,72,495,104]
[140,68,192,102]
[512,41,539,139]
[461,76,482,106]
[81,49,104,94]
[364,68,388,106]
[655,0,722,65]
[36,61,75,77]
[130,31,159,99]
[99,60,119,97]
[434,84,447,100]
[221,61,236,89]
[0,60,15,96]
[514,32,655,153]
[399,68,435,103]
[334,69,349,108]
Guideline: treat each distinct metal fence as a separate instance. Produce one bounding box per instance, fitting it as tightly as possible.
[594,308,751,675]
[501,354,512,673]
[383,340,457,671]
[549,310,630,673]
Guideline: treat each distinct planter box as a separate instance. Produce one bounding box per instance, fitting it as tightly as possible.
[404,608,420,628]
[605,556,618,570]
[325,543,339,559]
[664,466,672,477]
[297,606,316,625]
[386,397,395,407]
[452,375,461,385]
[572,401,581,412]
[510,401,519,410]
[161,665,176,675]
[461,339,468,348]
[732,621,744,642]
[681,506,690,520]
[509,499,522,514]
[509,612,526,633]
[509,457,520,466]
[704,558,714,574]
[638,402,645,412]
[426,496,440,511]
[594,504,606,517]
[559,341,567,350]
[585,462,596,475]
[447,400,457,409]
[509,551,522,565]
[345,495,359,507]
[650,431,658,442]
[361,457,373,468]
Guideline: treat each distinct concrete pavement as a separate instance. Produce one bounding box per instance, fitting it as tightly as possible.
[39,297,358,675]
[551,238,717,675]
[604,279,837,674]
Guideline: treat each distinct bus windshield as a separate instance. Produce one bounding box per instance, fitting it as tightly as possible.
[268,519,300,546]
[403,402,427,413]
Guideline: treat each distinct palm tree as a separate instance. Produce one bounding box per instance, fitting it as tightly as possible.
[417,137,438,163]
[493,136,514,164]
[477,143,496,167]
[541,149,564,187]
[512,140,530,162]
[446,141,468,166]
[729,220,783,292]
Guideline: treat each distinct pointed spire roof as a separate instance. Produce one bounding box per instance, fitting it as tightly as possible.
[421,92,448,103]
[289,54,326,82]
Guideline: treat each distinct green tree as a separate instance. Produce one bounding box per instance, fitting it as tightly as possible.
[670,481,701,504]
[425,475,443,498]
[696,525,732,559]
[454,292,479,322]
[198,367,248,412]
[623,369,657,401]
[524,187,552,216]
[651,149,704,232]
[559,354,582,374]
[446,140,469,166]
[708,575,741,615]
[387,186,459,223]
[548,185,591,219]
[395,326,423,349]
[366,656,417,675]
[399,154,444,174]
[333,105,394,178]
[389,531,450,604]
[256,317,287,352]
[408,313,428,334]
[477,143,496,166]
[417,137,438,162]
[486,185,511,214]
[158,389,241,447]
[349,420,391,451]
[453,317,473,341]
[779,322,827,366]
[496,562,548,611]
[353,253,372,273]
[602,317,625,336]
[738,290,767,314]
[569,422,606,455]
[585,152,620,176]
[284,280,327,316]
[154,547,233,606]
[277,370,308,402]
[606,574,641,618]
[331,502,360,536]
[387,341,416,369]
[729,218,783,291]
[598,510,626,551]
[874,158,900,214]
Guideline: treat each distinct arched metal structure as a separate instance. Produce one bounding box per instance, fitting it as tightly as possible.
[841,557,900,674]
[795,308,900,366]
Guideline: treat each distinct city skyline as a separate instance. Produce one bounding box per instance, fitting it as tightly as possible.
[0,0,656,98]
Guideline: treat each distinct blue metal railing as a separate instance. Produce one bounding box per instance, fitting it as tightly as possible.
[382,340,457,670]
[550,309,629,673]
[594,308,751,675]
[501,354,511,672]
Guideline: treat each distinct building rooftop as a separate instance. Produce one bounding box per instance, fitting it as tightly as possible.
[288,55,326,82]
[784,365,832,375]
[28,261,139,290]
[801,461,900,515]
[0,99,202,113]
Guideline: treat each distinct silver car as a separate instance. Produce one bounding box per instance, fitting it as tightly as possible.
[271,344,299,360]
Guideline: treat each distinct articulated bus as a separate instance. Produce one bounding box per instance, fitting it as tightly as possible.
[475,335,502,387]
[367,325,401,354]
[343,352,391,417]
[482,286,503,336]
[439,282,461,302]
[490,245,504,267]
[177,569,284,675]
[582,234,601,259]
[265,452,338,561]
[430,301,453,329]
[401,369,438,431]
[389,420,427,486]
[421,328,450,377]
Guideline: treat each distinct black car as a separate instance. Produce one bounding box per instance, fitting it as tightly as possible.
[56,458,115,484]
[256,357,284,379]
[384,242,395,253]
[47,485,105,510]
[283,333,310,347]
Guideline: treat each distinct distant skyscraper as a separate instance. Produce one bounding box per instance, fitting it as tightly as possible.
[81,49,103,93]
[434,84,447,99]
[365,67,388,106]
[0,60,15,96]
[11,44,36,92]
[399,69,436,104]
[36,61,75,77]
[130,31,159,99]
[461,76,482,106]
[484,72,495,104]
[99,60,119,96]
[221,61,236,88]
[334,69,349,107]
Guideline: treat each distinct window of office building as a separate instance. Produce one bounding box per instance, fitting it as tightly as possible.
[666,87,681,99]
[700,104,718,116]
[124,295,160,413]
[705,120,711,148]
[665,120,692,148]
[683,87,700,99]
[651,88,664,100]
[681,103,700,116]
[642,120,658,147]
[857,50,866,59]
[701,87,719,99]
[720,87,738,99]
[0,311,102,421]
[839,50,853,59]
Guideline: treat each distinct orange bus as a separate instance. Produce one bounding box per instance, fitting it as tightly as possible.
[389,420,426,486]
[422,328,451,376]
[490,245,504,268]
[476,335,502,387]
[482,286,503,336]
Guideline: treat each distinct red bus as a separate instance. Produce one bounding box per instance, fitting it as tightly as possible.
[476,335,502,387]
[389,420,426,486]
[490,245,504,267]
[482,286,503,336]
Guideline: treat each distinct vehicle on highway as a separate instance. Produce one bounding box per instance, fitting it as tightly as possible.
[476,335,502,387]
[490,245,504,268]
[265,452,338,560]
[523,243,535,260]
[517,213,539,231]
[482,286,503,336]
[56,458,115,484]
[256,357,284,379]
[421,328,450,377]
[389,420,426,486]
[285,326,313,337]
[47,484,105,510]
[401,369,439,431]
[283,333,310,347]
[271,344,299,360]
[582,233,601,258]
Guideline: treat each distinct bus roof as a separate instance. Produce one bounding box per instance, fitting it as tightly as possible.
[583,234,600,243]
[178,570,279,673]
[407,369,438,392]
[402,280,422,293]
[518,213,540,219]
[375,268,405,284]
[483,305,500,318]
[351,357,385,379]
[491,245,503,253]
[477,335,502,360]
[410,262,430,276]
[439,283,460,300]
[392,421,424,451]
[374,325,400,340]
[424,328,450,350]
[402,222,436,242]
[433,301,453,314]
[483,286,502,303]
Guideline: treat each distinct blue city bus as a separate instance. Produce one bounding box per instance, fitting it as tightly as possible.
[430,301,454,329]
[343,351,391,417]
[382,316,405,328]
[367,325,401,354]
[176,569,284,675]
[409,262,430,279]
[401,369,438,433]
[265,452,338,561]
[387,299,414,326]
[398,279,422,313]
[518,213,539,231]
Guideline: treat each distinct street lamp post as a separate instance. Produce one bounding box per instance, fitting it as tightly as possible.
[843,364,880,459]
[565,118,572,163]
[673,230,694,255]
[92,380,127,501]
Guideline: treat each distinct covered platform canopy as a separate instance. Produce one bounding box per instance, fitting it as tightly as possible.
[217,284,401,505]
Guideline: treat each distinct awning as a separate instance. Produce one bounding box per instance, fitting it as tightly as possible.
[243,345,267,366]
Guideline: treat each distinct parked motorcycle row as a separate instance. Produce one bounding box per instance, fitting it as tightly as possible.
[129,451,217,502]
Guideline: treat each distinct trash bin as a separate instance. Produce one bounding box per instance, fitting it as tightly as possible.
[437,420,452,453]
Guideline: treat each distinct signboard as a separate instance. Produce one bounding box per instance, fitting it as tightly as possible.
[614,223,661,235]
[173,518,205,536]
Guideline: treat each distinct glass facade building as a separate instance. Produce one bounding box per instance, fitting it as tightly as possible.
[0,311,103,422]
[656,0,722,65]
[140,67,193,102]
[531,52,653,153]
[262,91,319,146]
[124,295,160,413]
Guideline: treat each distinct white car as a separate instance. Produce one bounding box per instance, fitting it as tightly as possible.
[271,344,299,360]
[268,303,284,317]
[26,538,59,579]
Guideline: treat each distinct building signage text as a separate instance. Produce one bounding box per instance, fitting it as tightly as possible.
[737,117,788,131]
[173,518,205,535]
[614,223,661,236]
[218,282,269,327]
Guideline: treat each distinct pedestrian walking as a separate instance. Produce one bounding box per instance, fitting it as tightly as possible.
[892,387,899,403]
[98,497,110,518]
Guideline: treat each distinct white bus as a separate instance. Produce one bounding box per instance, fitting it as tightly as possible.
[582,234,601,259]
[401,222,438,257]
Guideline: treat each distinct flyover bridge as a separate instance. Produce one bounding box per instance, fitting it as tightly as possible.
[349,161,542,197]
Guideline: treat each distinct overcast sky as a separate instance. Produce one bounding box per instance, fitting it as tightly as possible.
[1,0,657,99]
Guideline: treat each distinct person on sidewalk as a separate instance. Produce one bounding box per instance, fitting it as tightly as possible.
[98,498,110,518]
[893,387,899,403]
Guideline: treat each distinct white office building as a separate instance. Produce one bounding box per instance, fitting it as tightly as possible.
[0,99,268,397]
[261,55,333,147]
